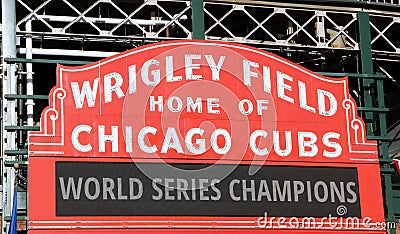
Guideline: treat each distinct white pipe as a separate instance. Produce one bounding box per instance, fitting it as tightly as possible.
[18,48,117,58]
[26,20,34,126]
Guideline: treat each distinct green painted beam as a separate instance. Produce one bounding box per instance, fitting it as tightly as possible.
[366,135,391,141]
[191,0,205,40]
[318,72,386,79]
[4,161,28,167]
[381,167,395,173]
[16,186,27,192]
[4,57,91,65]
[377,78,396,228]
[5,94,48,100]
[5,126,40,131]
[357,12,398,231]
[4,216,28,221]
[357,107,389,112]
[394,199,400,211]
[358,13,373,72]
[379,158,393,164]
[4,149,28,155]
[358,12,375,136]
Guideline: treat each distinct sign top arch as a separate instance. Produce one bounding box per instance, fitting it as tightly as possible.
[29,40,376,162]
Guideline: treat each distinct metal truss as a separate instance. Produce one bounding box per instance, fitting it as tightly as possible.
[16,0,192,39]
[369,13,400,54]
[204,2,359,50]
[369,0,400,4]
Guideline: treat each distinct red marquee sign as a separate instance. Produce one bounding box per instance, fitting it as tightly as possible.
[29,40,385,233]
